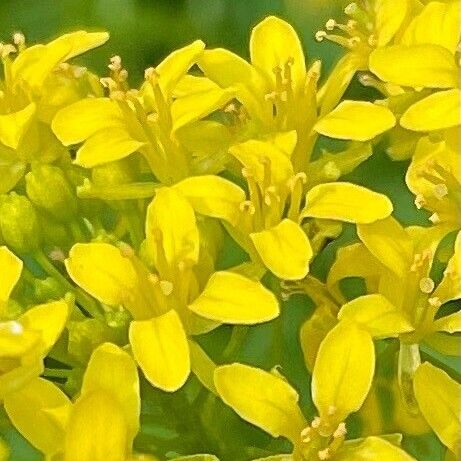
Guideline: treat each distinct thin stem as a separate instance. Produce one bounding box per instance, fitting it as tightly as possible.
[221,326,250,362]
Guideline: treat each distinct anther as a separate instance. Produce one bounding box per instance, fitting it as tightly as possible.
[144,67,159,83]
[429,212,440,224]
[333,422,347,438]
[72,66,87,78]
[348,36,361,47]
[327,405,337,416]
[433,183,448,200]
[159,280,174,296]
[109,55,122,71]
[344,2,358,15]
[0,321,23,335]
[12,32,25,47]
[148,274,159,285]
[414,194,426,209]
[119,242,135,258]
[49,248,66,262]
[326,19,336,30]
[239,201,256,215]
[419,277,435,294]
[323,161,341,180]
[311,416,321,429]
[318,448,331,460]
[428,297,441,308]
[315,30,327,42]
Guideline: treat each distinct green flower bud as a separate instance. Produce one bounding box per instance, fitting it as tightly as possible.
[92,157,137,186]
[0,193,41,253]
[25,164,77,221]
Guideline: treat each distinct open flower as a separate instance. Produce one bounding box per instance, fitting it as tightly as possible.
[173,135,393,280]
[0,246,69,399]
[214,321,414,460]
[0,30,108,193]
[51,43,234,185]
[65,187,279,392]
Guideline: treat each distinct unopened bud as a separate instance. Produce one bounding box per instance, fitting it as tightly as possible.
[0,193,41,253]
[25,164,77,221]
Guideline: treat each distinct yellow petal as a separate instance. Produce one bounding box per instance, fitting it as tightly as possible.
[433,231,460,304]
[52,98,122,145]
[65,243,138,307]
[375,0,408,47]
[250,16,305,93]
[0,103,36,150]
[229,139,294,190]
[19,300,69,354]
[65,390,128,461]
[327,243,382,301]
[50,30,109,60]
[146,187,199,269]
[318,53,367,116]
[357,217,414,279]
[188,271,279,324]
[75,126,145,168]
[0,246,22,303]
[172,87,235,133]
[401,1,460,54]
[335,436,415,461]
[312,322,375,423]
[3,377,70,455]
[338,294,414,338]
[250,219,312,280]
[129,310,190,392]
[300,304,337,372]
[433,312,461,333]
[173,75,221,98]
[214,363,306,443]
[314,100,396,141]
[157,40,205,97]
[80,343,140,440]
[189,340,217,395]
[173,176,245,226]
[303,183,393,224]
[369,45,458,89]
[0,358,44,400]
[414,362,460,453]
[400,89,460,132]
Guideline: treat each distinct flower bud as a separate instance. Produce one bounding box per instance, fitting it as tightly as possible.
[0,193,41,253]
[91,157,137,186]
[25,164,77,221]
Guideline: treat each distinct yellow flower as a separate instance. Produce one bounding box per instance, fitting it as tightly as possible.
[3,342,143,460]
[0,246,69,399]
[51,42,234,185]
[196,16,395,171]
[172,136,393,280]
[0,31,108,193]
[405,130,460,234]
[327,219,460,418]
[65,187,279,392]
[214,321,415,460]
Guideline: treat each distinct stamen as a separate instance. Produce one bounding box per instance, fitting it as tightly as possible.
[429,212,440,224]
[239,200,256,215]
[159,280,174,296]
[318,448,331,460]
[327,405,337,416]
[414,194,426,210]
[433,183,448,200]
[311,416,321,428]
[109,55,122,72]
[49,248,66,262]
[344,2,358,15]
[333,422,347,438]
[119,242,135,258]
[419,277,435,294]
[0,321,24,335]
[315,30,327,42]
[325,19,336,31]
[428,297,441,308]
[12,32,25,47]
[323,161,341,180]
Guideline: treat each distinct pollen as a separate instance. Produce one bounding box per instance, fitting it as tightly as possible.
[159,280,174,296]
[327,405,337,416]
[315,31,327,42]
[318,448,331,460]
[419,277,435,294]
[325,19,336,31]
[433,183,448,200]
[333,422,347,438]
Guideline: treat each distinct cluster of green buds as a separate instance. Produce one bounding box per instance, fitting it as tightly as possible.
[0,2,459,461]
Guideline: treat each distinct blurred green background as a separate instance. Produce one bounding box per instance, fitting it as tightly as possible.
[0,1,454,461]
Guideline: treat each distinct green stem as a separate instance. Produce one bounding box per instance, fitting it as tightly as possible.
[221,326,249,362]
[43,368,72,379]
[69,219,86,242]
[33,250,103,319]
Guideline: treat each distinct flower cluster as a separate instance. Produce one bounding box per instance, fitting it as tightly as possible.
[0,2,459,460]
